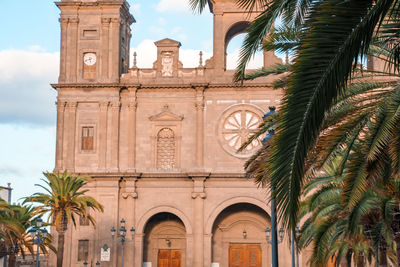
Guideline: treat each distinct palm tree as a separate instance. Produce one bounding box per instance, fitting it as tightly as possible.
[0,200,24,262]
[298,163,400,266]
[0,202,54,267]
[25,172,104,267]
[190,0,400,230]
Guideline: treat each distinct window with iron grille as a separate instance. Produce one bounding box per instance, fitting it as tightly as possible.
[81,126,94,151]
[78,240,89,261]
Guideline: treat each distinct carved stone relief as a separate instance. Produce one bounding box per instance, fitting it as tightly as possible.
[161,51,173,77]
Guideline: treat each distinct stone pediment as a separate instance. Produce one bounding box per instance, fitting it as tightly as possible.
[149,105,184,121]
[154,38,181,48]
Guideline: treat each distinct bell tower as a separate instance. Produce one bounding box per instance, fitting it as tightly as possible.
[56,0,135,83]
[208,0,280,71]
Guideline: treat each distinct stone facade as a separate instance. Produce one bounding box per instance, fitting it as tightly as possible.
[51,0,311,266]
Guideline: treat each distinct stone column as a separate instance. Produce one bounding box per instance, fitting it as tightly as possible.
[58,18,68,82]
[68,17,79,82]
[55,101,66,171]
[107,102,120,171]
[191,175,208,267]
[98,102,109,171]
[101,18,110,82]
[194,85,206,168]
[64,101,77,172]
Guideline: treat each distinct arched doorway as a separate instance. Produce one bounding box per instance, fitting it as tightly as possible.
[211,203,270,267]
[143,212,187,267]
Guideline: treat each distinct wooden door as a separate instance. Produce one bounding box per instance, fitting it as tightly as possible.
[158,249,181,267]
[229,244,262,267]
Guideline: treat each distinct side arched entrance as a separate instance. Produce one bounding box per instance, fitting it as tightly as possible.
[143,213,186,267]
[136,207,193,267]
[207,201,271,267]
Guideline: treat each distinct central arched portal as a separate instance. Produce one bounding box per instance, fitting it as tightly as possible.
[211,203,270,267]
[143,212,186,267]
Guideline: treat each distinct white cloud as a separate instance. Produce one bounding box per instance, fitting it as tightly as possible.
[0,124,56,203]
[226,48,264,70]
[156,0,192,14]
[131,39,212,68]
[130,3,141,16]
[0,48,58,125]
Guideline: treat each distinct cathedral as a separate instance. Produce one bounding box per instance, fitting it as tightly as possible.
[51,0,310,266]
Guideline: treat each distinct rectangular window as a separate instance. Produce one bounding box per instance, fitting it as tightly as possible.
[78,240,89,261]
[81,126,94,151]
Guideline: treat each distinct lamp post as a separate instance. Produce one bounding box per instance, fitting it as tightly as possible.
[111,218,135,267]
[28,218,48,267]
[295,227,300,267]
[262,106,280,267]
[291,230,295,267]
[265,224,284,266]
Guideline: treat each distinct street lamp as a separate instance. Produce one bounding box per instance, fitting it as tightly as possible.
[265,227,284,244]
[28,217,48,267]
[111,218,135,267]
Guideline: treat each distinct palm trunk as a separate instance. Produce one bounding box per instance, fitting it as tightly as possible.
[8,254,16,267]
[356,254,364,267]
[57,231,65,267]
[396,237,400,267]
[379,246,387,267]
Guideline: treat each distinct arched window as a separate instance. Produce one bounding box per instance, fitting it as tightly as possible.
[225,21,264,70]
[156,128,176,170]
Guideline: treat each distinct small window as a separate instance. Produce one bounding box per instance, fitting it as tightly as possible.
[83,30,98,38]
[78,240,89,261]
[79,215,90,226]
[82,127,94,151]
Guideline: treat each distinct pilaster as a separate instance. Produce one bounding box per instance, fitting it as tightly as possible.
[107,101,120,171]
[67,17,79,83]
[193,85,207,168]
[98,102,109,171]
[101,18,111,82]
[55,101,66,171]
[127,88,138,171]
[213,11,224,72]
[110,18,121,82]
[190,174,208,267]
[119,178,138,267]
[58,18,68,82]
[64,101,78,172]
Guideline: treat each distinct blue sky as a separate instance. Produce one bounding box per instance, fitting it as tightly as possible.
[0,0,266,203]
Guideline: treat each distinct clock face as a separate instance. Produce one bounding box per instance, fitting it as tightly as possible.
[83,53,97,66]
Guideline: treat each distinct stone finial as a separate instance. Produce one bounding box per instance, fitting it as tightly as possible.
[133,52,137,68]
[199,51,203,67]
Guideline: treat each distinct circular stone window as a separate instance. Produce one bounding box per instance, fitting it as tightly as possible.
[218,104,264,158]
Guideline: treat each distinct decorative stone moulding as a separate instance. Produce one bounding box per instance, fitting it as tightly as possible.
[217,104,264,158]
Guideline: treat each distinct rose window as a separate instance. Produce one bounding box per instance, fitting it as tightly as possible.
[220,109,262,158]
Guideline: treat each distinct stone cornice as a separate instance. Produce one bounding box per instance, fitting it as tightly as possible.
[69,171,246,179]
[51,82,273,90]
